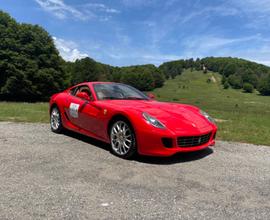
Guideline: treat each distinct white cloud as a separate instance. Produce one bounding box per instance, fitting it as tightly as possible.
[228,0,270,29]
[121,0,157,7]
[84,3,120,14]
[35,0,87,20]
[34,0,120,21]
[141,54,183,64]
[181,35,261,57]
[104,45,182,66]
[53,37,88,61]
[106,52,182,66]
[179,34,270,67]
[232,0,270,13]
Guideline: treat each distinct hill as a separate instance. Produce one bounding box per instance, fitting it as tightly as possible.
[160,57,270,96]
[153,69,270,146]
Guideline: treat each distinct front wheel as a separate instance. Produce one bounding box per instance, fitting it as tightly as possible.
[110,120,136,159]
[50,106,63,133]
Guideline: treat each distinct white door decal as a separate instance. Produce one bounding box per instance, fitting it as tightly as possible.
[69,103,80,118]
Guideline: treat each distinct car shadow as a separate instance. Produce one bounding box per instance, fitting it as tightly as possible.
[135,148,213,165]
[62,129,110,152]
[62,129,213,164]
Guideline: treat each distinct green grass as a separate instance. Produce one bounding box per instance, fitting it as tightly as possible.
[1,70,270,146]
[153,69,270,146]
[0,102,49,123]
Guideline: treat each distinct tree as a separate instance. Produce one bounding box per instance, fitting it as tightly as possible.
[121,71,155,91]
[119,65,159,91]
[0,10,66,101]
[228,74,243,89]
[194,58,201,70]
[71,57,100,84]
[159,60,183,79]
[222,63,237,77]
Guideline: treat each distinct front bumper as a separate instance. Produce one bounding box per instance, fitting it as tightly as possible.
[136,126,217,157]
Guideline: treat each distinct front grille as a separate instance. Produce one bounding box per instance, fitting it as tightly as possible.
[177,132,212,147]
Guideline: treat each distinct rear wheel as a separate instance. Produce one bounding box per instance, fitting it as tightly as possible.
[110,120,136,159]
[50,106,63,133]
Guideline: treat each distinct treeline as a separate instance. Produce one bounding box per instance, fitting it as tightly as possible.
[65,58,165,92]
[160,57,270,95]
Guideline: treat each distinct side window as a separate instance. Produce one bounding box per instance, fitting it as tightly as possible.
[69,85,93,101]
[76,85,93,101]
[69,87,79,96]
[79,86,91,96]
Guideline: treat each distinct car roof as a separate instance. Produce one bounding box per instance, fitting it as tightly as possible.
[89,82,114,85]
[71,81,113,87]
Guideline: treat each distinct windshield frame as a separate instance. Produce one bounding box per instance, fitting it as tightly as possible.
[93,83,150,101]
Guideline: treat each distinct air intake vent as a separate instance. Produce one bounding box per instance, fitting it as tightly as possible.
[177,132,212,147]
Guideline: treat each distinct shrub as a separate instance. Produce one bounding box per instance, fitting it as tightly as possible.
[228,74,242,89]
[223,81,229,89]
[258,74,270,96]
[243,83,254,93]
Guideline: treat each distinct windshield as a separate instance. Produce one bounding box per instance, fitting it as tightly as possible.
[93,83,149,100]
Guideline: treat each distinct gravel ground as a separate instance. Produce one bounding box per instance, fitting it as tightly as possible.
[0,122,269,220]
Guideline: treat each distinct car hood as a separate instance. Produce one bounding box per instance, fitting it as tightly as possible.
[102,100,211,132]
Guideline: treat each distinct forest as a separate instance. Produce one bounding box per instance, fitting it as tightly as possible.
[1,10,270,102]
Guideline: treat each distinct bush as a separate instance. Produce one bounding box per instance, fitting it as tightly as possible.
[243,83,254,93]
[223,81,229,89]
[258,74,270,96]
[228,74,243,89]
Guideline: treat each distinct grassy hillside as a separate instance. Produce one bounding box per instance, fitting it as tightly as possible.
[153,69,270,146]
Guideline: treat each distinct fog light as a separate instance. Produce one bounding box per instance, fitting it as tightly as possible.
[162,138,173,148]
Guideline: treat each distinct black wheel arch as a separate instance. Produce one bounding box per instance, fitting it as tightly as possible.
[50,103,59,113]
[107,114,135,137]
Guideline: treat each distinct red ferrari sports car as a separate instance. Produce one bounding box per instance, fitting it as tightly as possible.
[49,82,217,158]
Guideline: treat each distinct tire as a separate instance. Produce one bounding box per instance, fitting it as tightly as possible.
[110,120,137,159]
[50,106,63,133]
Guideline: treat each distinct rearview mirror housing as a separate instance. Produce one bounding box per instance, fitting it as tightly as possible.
[76,92,91,101]
[147,93,155,100]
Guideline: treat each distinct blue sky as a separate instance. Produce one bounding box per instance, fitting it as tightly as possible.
[1,0,270,66]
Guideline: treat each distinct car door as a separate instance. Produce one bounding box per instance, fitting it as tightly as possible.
[77,100,102,137]
[65,86,85,128]
[69,85,103,137]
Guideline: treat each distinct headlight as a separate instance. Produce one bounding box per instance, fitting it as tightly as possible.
[142,112,166,129]
[200,110,215,124]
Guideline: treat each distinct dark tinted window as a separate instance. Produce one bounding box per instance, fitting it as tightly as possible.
[93,83,149,100]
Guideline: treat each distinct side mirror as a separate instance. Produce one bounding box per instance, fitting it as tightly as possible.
[147,93,155,100]
[76,92,91,101]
